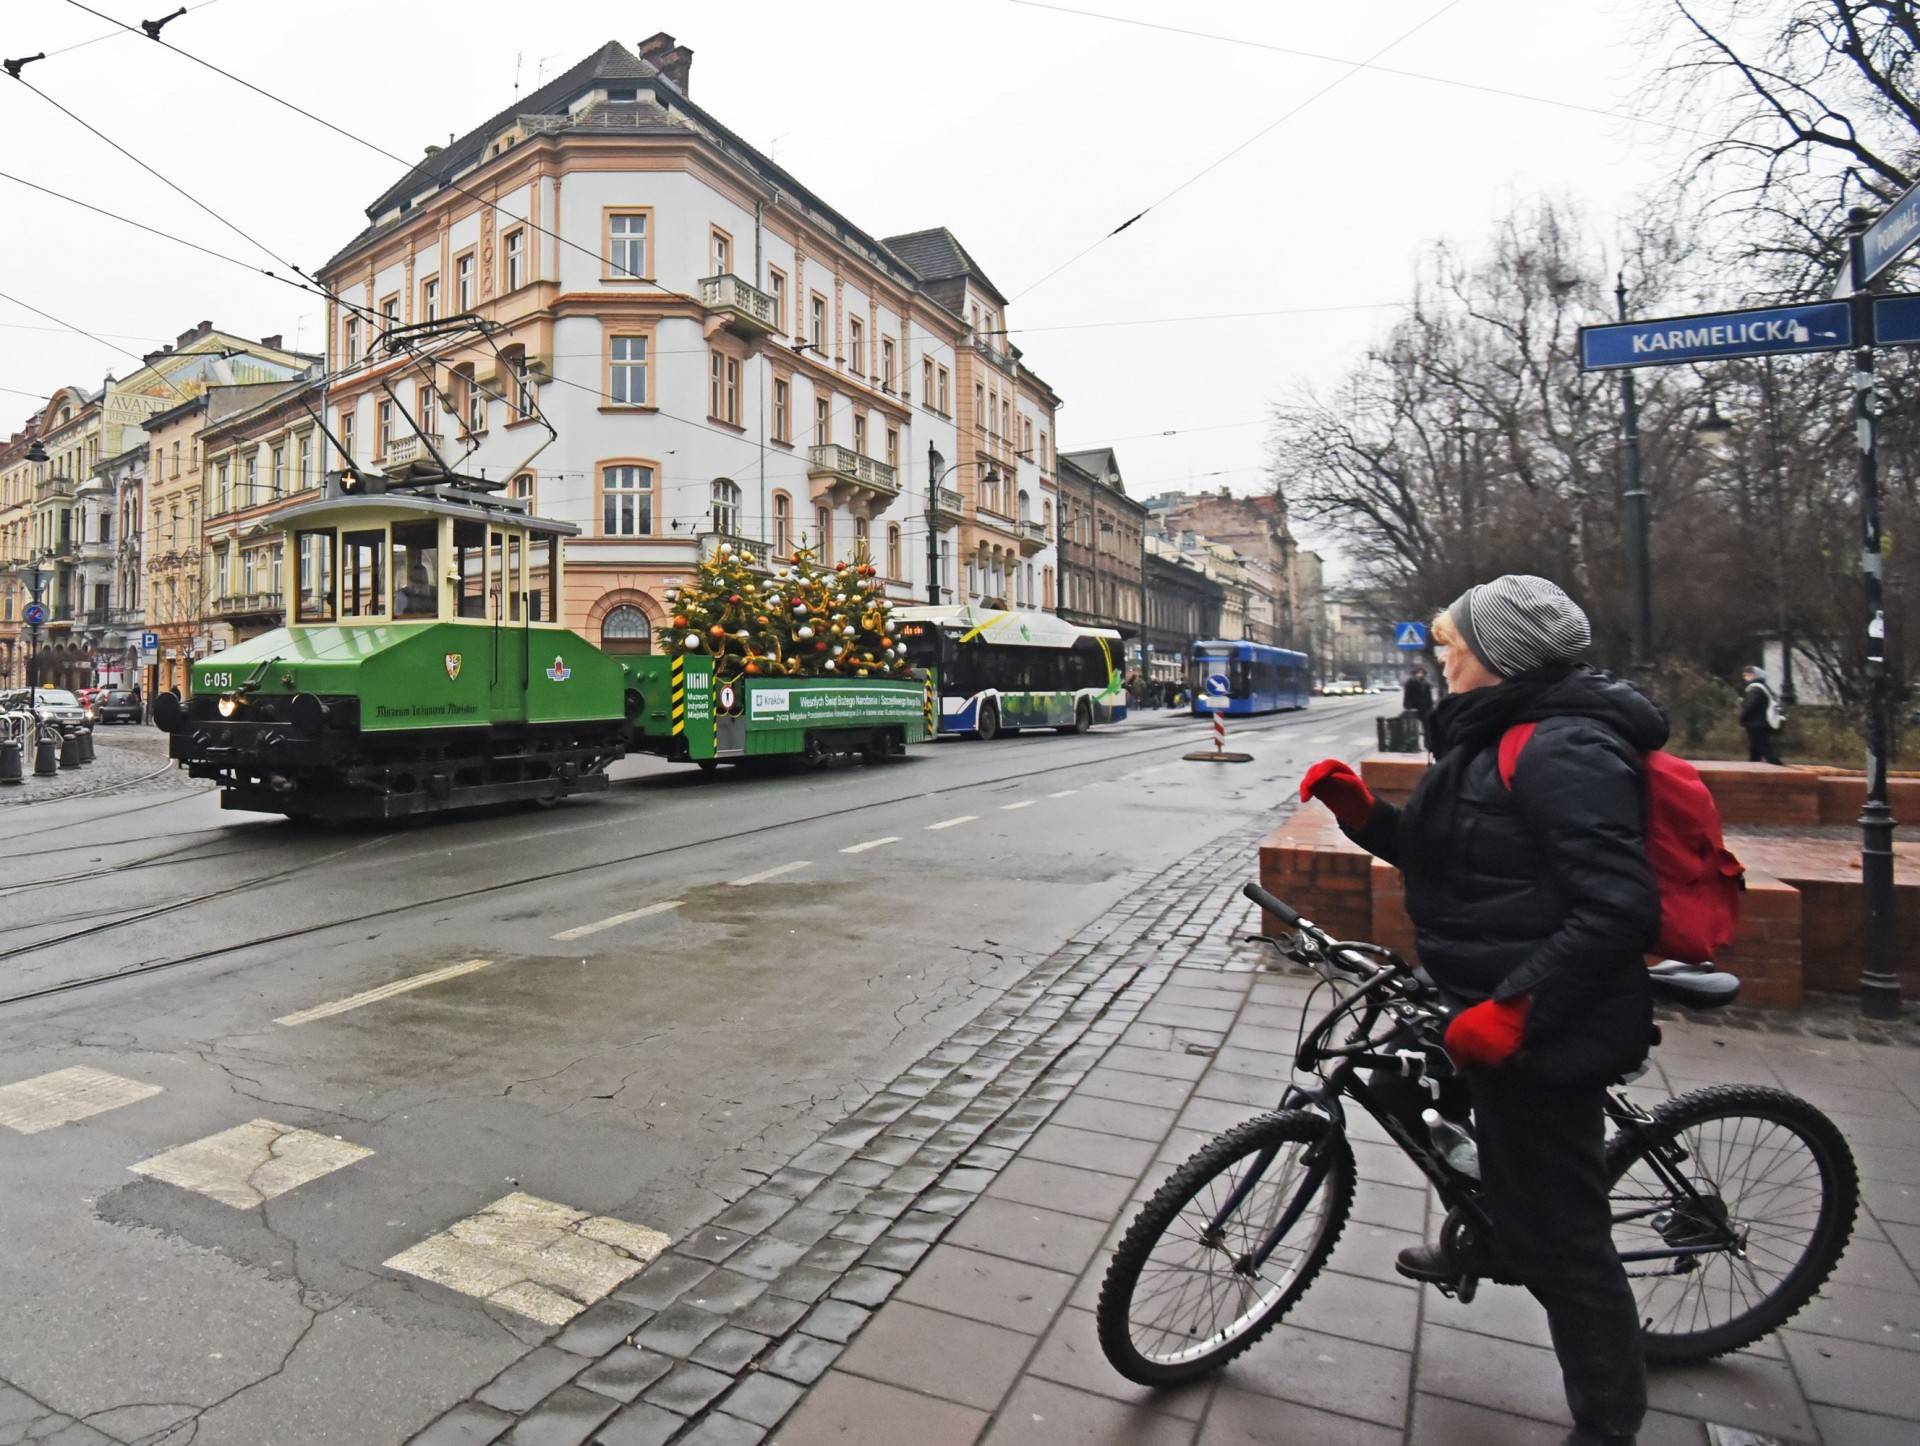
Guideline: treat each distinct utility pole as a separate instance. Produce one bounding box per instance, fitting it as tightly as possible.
[1616,274,1653,673]
[1762,356,1796,704]
[925,440,941,606]
[1846,209,1901,1019]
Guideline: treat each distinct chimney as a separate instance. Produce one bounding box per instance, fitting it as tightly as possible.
[261,334,282,350]
[637,32,692,94]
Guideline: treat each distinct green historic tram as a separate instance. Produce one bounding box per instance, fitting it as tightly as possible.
[155,471,928,818]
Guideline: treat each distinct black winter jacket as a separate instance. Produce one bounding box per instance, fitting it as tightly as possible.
[1401,674,1434,716]
[1346,666,1664,1085]
[1739,681,1774,730]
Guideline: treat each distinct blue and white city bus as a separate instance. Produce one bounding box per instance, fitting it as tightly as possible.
[896,605,1127,740]
[1190,639,1312,716]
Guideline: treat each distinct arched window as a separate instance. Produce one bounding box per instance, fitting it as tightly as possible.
[502,346,531,418]
[710,477,741,536]
[886,524,901,580]
[601,604,652,655]
[772,492,793,556]
[814,504,832,560]
[1018,489,1031,522]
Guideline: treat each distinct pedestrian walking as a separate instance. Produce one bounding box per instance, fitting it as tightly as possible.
[1299,574,1655,1446]
[1738,665,1784,766]
[1402,663,1435,748]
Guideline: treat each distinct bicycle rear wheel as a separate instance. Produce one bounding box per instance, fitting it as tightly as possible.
[1097,1109,1353,1386]
[1606,1083,1857,1364]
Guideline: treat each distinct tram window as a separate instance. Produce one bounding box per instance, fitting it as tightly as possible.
[488,532,507,621]
[341,529,386,618]
[506,534,523,622]
[296,529,335,622]
[528,535,554,622]
[391,520,440,619]
[451,521,486,618]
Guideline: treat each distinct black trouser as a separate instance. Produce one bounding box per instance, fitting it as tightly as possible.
[1470,1071,1646,1440]
[1746,725,1782,765]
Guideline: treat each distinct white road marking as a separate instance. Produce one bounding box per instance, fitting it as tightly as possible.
[551,900,683,942]
[384,1191,670,1325]
[728,860,811,887]
[926,815,977,831]
[0,1067,162,1135]
[840,837,900,854]
[275,958,493,1027]
[1047,789,1078,799]
[130,1119,373,1209]
[1000,800,1035,811]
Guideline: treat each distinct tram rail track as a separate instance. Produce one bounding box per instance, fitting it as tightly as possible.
[0,703,1364,1011]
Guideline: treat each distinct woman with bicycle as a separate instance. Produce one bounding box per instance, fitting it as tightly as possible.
[1301,574,1660,1446]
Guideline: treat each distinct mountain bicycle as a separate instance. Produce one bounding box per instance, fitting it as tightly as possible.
[1096,882,1859,1384]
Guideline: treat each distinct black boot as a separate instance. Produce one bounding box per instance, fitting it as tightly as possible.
[1394,1241,1455,1283]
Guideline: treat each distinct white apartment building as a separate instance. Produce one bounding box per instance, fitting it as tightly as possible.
[318,35,1060,653]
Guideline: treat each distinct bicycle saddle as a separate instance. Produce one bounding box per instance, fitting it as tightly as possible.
[1647,960,1740,1010]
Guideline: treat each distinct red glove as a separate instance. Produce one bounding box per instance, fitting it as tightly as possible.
[1445,997,1531,1070]
[1299,759,1375,830]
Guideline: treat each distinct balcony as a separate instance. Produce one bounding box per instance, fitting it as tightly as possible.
[930,486,967,528]
[382,433,444,476]
[1018,519,1048,555]
[210,590,283,620]
[698,532,770,569]
[698,273,779,338]
[973,334,1015,373]
[35,477,75,502]
[807,444,898,519]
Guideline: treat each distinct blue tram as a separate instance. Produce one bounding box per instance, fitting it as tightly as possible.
[1190,640,1311,716]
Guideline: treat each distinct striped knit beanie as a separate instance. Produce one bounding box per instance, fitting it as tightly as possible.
[1448,575,1590,679]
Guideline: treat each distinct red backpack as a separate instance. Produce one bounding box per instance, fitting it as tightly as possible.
[1498,723,1745,964]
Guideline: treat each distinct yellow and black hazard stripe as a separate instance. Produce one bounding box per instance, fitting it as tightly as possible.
[922,673,935,737]
[670,656,687,736]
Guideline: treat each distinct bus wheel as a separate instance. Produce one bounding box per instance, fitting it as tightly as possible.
[695,758,718,774]
[1058,700,1093,735]
[975,703,1000,741]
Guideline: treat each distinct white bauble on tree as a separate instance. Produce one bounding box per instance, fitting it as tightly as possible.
[684,633,703,650]
[795,625,814,640]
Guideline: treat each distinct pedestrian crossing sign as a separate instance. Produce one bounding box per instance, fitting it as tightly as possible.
[1393,622,1428,651]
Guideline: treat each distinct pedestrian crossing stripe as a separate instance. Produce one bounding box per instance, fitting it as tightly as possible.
[670,655,686,736]
[130,1120,372,1209]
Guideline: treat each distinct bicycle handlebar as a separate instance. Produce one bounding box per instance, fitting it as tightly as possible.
[1242,881,1301,928]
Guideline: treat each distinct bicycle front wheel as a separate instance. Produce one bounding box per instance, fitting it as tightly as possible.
[1097,1109,1354,1385]
[1606,1083,1858,1363]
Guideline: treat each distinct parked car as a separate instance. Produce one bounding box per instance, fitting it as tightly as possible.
[8,687,92,733]
[78,687,102,710]
[96,688,143,724]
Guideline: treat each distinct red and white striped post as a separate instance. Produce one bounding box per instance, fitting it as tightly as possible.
[1212,711,1226,754]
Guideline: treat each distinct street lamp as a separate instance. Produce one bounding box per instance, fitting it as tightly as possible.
[1693,396,1735,449]
[923,442,1001,606]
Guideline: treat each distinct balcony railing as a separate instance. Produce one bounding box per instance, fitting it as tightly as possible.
[698,273,779,337]
[382,433,443,474]
[973,334,1015,372]
[930,486,967,527]
[36,477,75,501]
[807,444,898,519]
[210,590,283,619]
[698,532,771,568]
[1018,519,1048,555]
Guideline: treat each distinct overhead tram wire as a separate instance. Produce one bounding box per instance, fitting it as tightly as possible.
[0,286,195,403]
[43,0,222,57]
[1007,0,1709,140]
[1009,0,1462,303]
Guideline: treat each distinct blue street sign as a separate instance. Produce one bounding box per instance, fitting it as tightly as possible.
[1204,672,1230,696]
[1393,622,1428,651]
[1873,294,1920,348]
[140,630,159,650]
[1579,302,1852,371]
[1863,180,1920,285]
[21,602,46,627]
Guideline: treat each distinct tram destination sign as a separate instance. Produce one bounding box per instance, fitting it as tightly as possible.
[1579,301,1852,371]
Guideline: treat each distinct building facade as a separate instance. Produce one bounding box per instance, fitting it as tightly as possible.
[1324,589,1400,687]
[83,442,146,689]
[1055,447,1145,664]
[1146,488,1299,646]
[1142,532,1224,689]
[0,421,43,688]
[316,36,1061,659]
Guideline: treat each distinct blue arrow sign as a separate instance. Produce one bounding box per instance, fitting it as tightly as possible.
[1579,302,1853,371]
[21,602,46,627]
[1204,672,1230,696]
[1863,181,1920,285]
[1393,622,1428,651]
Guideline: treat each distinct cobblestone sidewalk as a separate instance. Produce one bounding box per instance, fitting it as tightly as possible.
[410,818,1920,1446]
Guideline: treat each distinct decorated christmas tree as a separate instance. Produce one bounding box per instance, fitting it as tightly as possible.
[665,539,911,682]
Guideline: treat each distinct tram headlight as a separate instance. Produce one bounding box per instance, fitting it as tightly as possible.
[217,694,241,719]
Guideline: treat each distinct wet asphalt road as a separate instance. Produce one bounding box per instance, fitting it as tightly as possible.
[0,701,1380,1444]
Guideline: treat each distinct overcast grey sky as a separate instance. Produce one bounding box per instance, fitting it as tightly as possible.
[1,0,1691,528]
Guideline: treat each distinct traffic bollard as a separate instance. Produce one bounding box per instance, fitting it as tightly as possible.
[59,731,81,769]
[79,729,95,764]
[0,739,20,785]
[34,734,59,776]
